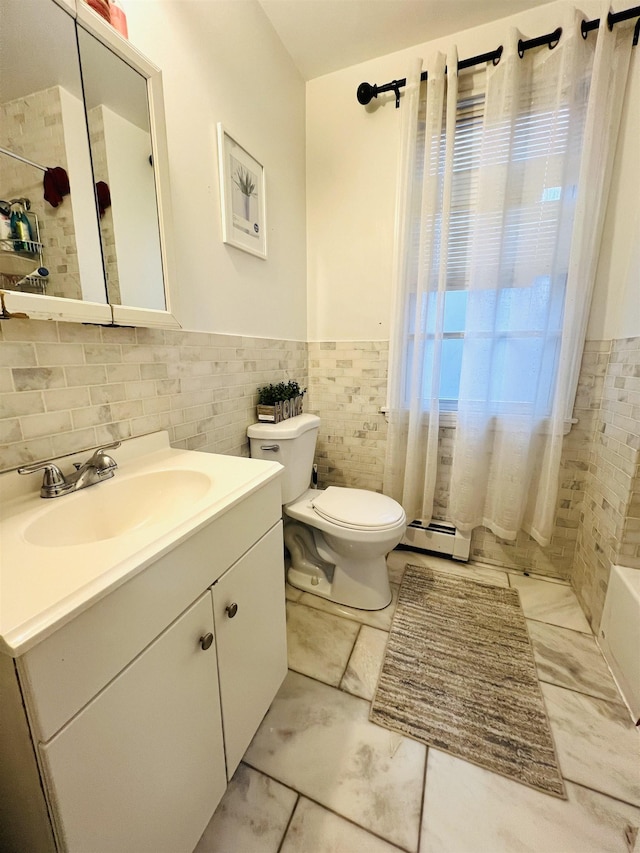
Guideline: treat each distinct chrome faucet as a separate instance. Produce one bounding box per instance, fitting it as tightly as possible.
[18,442,121,498]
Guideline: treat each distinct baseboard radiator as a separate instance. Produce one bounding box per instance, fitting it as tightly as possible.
[399,520,471,562]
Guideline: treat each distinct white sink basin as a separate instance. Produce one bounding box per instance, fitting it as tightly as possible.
[0,431,283,657]
[24,470,211,547]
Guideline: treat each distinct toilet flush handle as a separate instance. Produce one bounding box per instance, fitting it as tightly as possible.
[260,444,280,451]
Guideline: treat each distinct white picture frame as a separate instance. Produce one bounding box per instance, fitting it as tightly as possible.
[216,124,267,259]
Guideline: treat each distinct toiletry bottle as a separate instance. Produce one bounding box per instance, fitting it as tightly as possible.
[109,0,128,37]
[0,204,12,251]
[10,203,33,253]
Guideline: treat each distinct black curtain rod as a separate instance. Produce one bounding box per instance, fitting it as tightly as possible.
[581,3,640,35]
[357,5,640,108]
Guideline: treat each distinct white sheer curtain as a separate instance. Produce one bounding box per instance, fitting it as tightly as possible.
[383,50,459,522]
[384,3,635,543]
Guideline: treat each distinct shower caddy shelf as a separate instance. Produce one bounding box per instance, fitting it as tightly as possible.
[0,210,47,293]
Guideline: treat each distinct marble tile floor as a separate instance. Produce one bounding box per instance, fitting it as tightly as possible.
[196,551,640,853]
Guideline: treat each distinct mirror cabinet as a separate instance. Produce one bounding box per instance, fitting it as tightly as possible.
[0,0,178,328]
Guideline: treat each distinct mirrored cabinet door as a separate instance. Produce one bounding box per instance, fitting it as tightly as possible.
[0,0,110,320]
[1,0,179,328]
[77,26,166,312]
[75,1,179,327]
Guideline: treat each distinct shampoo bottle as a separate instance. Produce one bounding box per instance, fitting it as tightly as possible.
[10,203,33,253]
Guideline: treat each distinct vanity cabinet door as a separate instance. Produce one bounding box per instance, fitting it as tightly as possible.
[39,593,226,853]
[212,521,287,778]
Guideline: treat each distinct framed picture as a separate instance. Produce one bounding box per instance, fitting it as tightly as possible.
[216,124,267,259]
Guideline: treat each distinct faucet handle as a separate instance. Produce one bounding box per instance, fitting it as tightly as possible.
[93,449,118,471]
[96,440,120,459]
[83,442,120,475]
[83,441,121,464]
[17,461,67,496]
[92,441,121,458]
[96,441,122,453]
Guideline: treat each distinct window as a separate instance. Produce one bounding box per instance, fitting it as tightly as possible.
[405,68,576,416]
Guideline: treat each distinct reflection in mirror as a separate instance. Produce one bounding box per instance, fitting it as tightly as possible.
[78,27,165,311]
[0,0,107,305]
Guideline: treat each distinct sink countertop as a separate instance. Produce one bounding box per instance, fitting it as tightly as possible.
[0,432,282,657]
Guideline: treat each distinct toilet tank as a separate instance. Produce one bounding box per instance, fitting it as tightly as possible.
[248,414,320,504]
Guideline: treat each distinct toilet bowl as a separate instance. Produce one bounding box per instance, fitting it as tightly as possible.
[248,414,406,610]
[284,486,406,609]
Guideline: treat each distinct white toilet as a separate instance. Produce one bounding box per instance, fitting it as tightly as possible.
[248,413,406,610]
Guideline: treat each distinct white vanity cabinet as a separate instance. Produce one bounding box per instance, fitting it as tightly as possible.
[212,523,288,778]
[39,593,227,853]
[0,471,287,853]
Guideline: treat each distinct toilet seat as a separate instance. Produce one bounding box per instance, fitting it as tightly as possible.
[311,487,404,532]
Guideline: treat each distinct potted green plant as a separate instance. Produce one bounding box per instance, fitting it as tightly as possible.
[257,380,306,423]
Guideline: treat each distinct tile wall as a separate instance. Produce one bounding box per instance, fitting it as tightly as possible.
[1,319,637,629]
[0,319,307,472]
[308,340,599,579]
[307,338,638,592]
[0,87,82,300]
[573,336,640,630]
[306,342,388,493]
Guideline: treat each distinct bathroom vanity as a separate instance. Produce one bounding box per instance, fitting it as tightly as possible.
[0,433,287,852]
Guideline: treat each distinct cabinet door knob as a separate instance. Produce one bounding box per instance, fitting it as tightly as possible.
[200,632,214,651]
[226,603,238,619]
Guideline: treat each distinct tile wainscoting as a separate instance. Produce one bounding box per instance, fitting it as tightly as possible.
[307,339,607,581]
[0,87,83,301]
[306,341,389,493]
[2,322,637,629]
[0,319,307,472]
[573,336,640,631]
[308,338,640,619]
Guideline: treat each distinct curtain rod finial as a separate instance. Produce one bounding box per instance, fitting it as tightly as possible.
[357,82,378,105]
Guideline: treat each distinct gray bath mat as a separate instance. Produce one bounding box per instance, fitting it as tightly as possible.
[370,565,566,798]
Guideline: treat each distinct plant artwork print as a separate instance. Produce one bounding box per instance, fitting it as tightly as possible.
[217,124,267,259]
[230,155,259,237]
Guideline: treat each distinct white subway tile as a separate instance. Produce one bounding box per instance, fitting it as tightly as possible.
[0,342,37,368]
[22,410,73,439]
[65,365,107,387]
[71,405,112,430]
[35,343,85,366]
[90,384,126,405]
[13,366,65,391]
[49,428,97,458]
[2,390,45,417]
[42,387,90,412]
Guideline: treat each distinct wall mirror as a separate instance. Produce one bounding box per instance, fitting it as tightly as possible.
[0,0,178,328]
[0,0,110,322]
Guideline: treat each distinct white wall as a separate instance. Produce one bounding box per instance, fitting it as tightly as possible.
[60,86,107,304]
[588,47,640,340]
[101,106,164,310]
[306,0,640,343]
[124,0,307,339]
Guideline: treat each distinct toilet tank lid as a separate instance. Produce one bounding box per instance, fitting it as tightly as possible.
[248,413,320,439]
